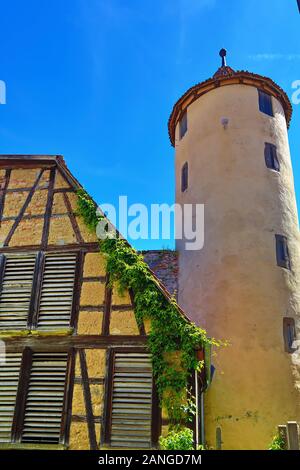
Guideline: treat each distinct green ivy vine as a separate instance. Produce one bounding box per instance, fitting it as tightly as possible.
[76,188,219,427]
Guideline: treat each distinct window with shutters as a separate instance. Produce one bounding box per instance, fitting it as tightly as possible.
[0,252,77,331]
[258,90,274,117]
[276,234,291,270]
[179,111,188,140]
[0,353,22,442]
[20,352,68,444]
[265,143,280,171]
[181,162,188,193]
[0,254,36,331]
[36,253,77,330]
[108,352,154,448]
[0,350,70,446]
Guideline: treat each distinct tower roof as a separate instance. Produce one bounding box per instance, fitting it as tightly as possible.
[168,50,293,147]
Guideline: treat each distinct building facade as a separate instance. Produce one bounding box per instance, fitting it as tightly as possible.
[0,155,203,450]
[169,54,300,449]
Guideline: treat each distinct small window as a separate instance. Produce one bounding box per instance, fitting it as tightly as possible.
[258,90,274,117]
[276,235,291,270]
[265,143,280,171]
[283,318,296,353]
[179,111,188,140]
[181,162,188,192]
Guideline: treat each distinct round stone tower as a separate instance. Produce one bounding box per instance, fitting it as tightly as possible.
[169,50,300,450]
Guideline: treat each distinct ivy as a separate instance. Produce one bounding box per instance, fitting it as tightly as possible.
[77,188,219,428]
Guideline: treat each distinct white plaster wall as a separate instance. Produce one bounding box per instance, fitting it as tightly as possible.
[175,84,300,449]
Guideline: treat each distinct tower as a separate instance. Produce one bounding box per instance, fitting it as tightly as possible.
[169,51,300,449]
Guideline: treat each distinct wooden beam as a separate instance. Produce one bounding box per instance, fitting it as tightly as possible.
[4,335,148,351]
[41,168,56,249]
[0,169,11,222]
[4,169,45,246]
[79,350,98,450]
[63,193,84,244]
[0,242,100,254]
[102,275,112,336]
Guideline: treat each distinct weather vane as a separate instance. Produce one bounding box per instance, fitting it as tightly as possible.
[219,48,227,67]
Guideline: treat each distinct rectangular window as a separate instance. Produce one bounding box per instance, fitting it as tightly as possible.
[21,352,68,444]
[181,162,188,192]
[36,253,77,330]
[108,352,153,448]
[276,235,291,270]
[0,254,36,331]
[179,111,188,140]
[265,143,280,171]
[0,252,77,331]
[258,90,274,117]
[283,318,296,353]
[0,353,22,442]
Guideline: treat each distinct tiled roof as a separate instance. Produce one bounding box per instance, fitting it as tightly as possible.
[142,250,178,299]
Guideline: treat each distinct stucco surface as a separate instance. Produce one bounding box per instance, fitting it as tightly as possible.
[175,84,300,449]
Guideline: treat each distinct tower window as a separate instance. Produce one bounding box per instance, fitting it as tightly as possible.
[283,318,296,353]
[258,90,274,117]
[179,111,188,140]
[181,162,188,192]
[275,235,291,270]
[265,143,280,171]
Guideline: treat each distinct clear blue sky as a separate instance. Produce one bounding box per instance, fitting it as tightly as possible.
[1,0,299,249]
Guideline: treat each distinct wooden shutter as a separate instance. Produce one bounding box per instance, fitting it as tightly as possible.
[37,253,77,330]
[21,352,68,444]
[0,254,36,330]
[110,352,153,448]
[0,352,22,442]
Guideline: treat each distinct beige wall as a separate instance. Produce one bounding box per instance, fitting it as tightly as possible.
[175,84,300,449]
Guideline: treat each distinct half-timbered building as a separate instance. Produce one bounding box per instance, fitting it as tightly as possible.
[0,155,205,450]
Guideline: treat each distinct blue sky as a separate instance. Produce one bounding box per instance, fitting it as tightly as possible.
[0,0,299,249]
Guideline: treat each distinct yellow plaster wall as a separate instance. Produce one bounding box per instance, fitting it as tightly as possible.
[77,311,103,335]
[48,215,77,245]
[80,281,105,306]
[83,252,107,277]
[10,218,44,246]
[175,84,300,449]
[110,310,139,335]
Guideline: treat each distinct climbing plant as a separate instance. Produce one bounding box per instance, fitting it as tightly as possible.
[77,188,219,428]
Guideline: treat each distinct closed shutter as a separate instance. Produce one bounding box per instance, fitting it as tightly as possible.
[0,352,22,442]
[37,253,77,330]
[110,352,153,448]
[21,352,68,444]
[0,254,36,330]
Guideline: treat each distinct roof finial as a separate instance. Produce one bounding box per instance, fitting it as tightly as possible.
[219,48,227,67]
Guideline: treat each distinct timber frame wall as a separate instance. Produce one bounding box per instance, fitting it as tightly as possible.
[0,155,164,450]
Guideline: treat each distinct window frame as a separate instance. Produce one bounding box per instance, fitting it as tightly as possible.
[181,162,189,193]
[265,143,280,172]
[179,111,188,140]
[275,234,291,270]
[283,318,296,353]
[258,89,274,117]
[102,347,161,449]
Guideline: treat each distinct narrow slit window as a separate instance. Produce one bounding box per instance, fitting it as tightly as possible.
[258,90,274,117]
[265,143,280,172]
[179,111,188,140]
[283,318,296,353]
[109,352,153,449]
[181,162,188,192]
[276,235,291,270]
